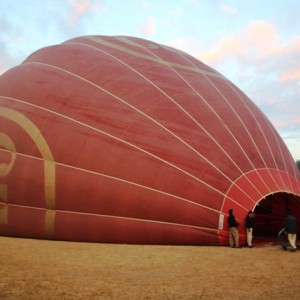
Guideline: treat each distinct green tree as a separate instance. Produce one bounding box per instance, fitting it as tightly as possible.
[297,160,300,173]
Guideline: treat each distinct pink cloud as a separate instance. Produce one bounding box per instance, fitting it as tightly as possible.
[199,35,245,63]
[290,36,300,50]
[278,68,300,82]
[67,0,105,25]
[292,117,300,125]
[273,117,300,129]
[277,37,300,83]
[198,20,286,64]
[141,17,156,36]
[245,20,285,57]
[198,19,300,86]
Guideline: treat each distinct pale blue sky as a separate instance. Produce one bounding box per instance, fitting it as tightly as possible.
[1,0,299,160]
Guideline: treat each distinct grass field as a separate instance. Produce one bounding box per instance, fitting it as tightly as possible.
[0,236,299,299]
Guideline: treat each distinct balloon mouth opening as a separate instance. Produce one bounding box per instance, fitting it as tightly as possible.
[253,192,300,245]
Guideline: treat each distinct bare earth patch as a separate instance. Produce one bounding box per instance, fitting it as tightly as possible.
[0,236,299,299]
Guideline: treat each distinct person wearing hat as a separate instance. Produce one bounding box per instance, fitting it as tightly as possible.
[245,210,255,248]
[227,209,240,248]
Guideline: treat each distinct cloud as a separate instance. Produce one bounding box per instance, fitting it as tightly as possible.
[67,0,106,26]
[198,20,286,64]
[276,37,300,83]
[197,19,300,92]
[273,117,300,129]
[279,68,300,82]
[140,17,157,36]
[292,117,300,125]
[221,4,238,16]
[245,20,285,57]
[199,35,244,63]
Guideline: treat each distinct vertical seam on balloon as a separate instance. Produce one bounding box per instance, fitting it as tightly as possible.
[220,81,281,191]
[227,83,284,188]
[264,119,295,191]
[1,94,238,209]
[201,74,273,194]
[277,135,300,188]
[223,167,298,203]
[227,84,286,191]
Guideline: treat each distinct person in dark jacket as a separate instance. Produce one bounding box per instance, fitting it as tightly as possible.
[245,210,255,248]
[285,211,297,252]
[228,209,240,248]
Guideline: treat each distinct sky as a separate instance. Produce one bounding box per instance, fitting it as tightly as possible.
[0,0,299,161]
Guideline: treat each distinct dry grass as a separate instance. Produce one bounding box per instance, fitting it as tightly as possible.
[0,236,299,299]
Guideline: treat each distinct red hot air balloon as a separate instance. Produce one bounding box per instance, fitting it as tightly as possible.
[0,35,299,245]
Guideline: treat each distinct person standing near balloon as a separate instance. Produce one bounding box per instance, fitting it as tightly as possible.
[245,210,255,248]
[285,211,297,252]
[228,209,240,248]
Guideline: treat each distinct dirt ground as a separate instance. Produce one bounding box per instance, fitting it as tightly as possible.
[0,236,299,299]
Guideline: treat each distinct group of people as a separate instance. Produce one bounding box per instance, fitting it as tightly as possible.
[227,209,298,251]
